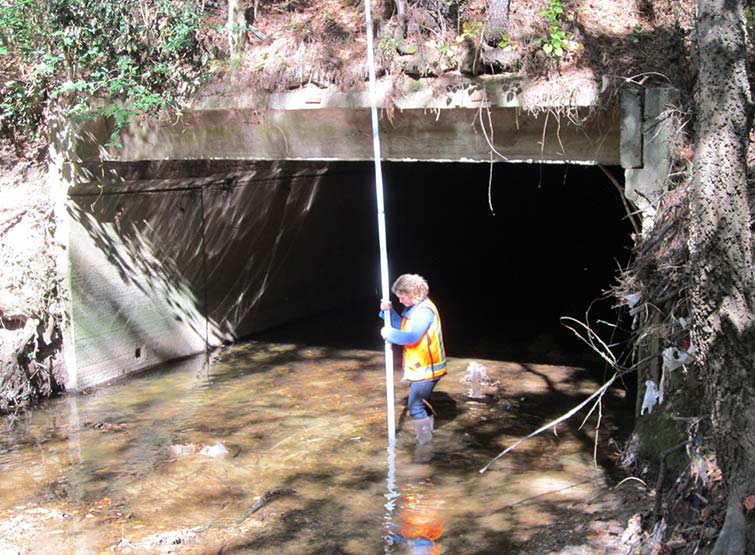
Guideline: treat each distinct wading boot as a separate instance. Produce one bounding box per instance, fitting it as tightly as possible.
[413,416,433,445]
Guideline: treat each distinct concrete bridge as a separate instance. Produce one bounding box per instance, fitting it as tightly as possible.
[60,75,674,390]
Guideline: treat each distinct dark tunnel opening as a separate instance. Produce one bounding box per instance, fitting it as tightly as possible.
[254,161,635,373]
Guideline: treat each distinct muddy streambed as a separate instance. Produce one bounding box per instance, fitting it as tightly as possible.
[0,341,631,554]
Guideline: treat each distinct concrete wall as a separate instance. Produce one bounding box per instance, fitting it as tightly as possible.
[67,161,376,390]
[68,186,207,390]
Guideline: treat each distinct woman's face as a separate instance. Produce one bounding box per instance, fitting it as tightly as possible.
[396,292,415,307]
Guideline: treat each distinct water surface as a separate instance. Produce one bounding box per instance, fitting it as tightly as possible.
[0,340,630,554]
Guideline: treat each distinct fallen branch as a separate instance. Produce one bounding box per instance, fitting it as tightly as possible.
[479,372,618,473]
[561,316,618,367]
[0,208,27,235]
[194,488,297,533]
[480,313,635,474]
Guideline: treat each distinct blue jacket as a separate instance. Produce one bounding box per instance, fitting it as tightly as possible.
[379,297,435,346]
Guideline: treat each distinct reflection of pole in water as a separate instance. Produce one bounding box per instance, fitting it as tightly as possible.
[383,441,400,553]
[385,477,444,555]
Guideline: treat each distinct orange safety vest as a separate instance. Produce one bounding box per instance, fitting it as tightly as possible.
[401,298,447,382]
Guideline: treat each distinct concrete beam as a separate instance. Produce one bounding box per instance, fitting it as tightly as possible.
[79,106,619,165]
[77,76,620,165]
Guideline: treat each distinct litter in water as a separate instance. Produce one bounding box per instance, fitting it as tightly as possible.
[460,361,500,399]
[200,442,229,459]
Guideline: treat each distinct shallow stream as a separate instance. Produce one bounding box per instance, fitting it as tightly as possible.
[0,339,630,554]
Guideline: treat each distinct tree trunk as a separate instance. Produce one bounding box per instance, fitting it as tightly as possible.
[689,1,755,553]
[484,0,510,45]
[228,0,246,57]
[393,0,408,41]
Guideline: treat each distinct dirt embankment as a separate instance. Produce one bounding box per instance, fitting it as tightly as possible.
[0,143,66,414]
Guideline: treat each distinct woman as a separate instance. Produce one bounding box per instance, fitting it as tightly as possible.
[380,274,446,445]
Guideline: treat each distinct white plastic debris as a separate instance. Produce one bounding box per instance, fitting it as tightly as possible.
[641,380,662,415]
[623,293,641,308]
[463,361,488,399]
[200,442,229,459]
[168,444,198,458]
[662,346,694,371]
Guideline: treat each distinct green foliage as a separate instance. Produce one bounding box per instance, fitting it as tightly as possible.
[631,23,643,45]
[437,42,460,61]
[377,34,416,64]
[496,33,514,49]
[533,0,571,61]
[456,21,484,43]
[0,0,212,147]
[747,6,755,28]
[408,79,424,92]
[377,34,399,57]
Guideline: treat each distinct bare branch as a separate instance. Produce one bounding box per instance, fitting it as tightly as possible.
[479,372,618,473]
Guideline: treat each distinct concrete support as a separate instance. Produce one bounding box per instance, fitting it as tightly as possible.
[68,186,210,389]
[620,86,643,169]
[624,87,679,232]
[47,115,81,391]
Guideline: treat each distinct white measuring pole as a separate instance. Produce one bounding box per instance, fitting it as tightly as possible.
[363,0,396,444]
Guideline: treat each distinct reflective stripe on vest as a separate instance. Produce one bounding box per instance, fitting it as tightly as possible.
[400,298,447,381]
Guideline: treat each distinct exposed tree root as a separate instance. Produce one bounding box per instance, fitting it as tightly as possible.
[711,491,747,555]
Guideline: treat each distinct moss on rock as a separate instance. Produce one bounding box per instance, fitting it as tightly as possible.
[635,410,688,476]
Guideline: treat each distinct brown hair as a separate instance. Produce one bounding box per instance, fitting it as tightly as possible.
[392,274,429,304]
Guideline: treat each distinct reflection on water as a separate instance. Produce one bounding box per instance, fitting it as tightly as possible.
[0,340,630,554]
[386,478,444,555]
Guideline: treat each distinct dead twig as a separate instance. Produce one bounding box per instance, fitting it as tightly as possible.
[0,208,27,235]
[476,95,511,162]
[561,316,618,368]
[614,476,649,490]
[598,164,641,235]
[194,488,297,533]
